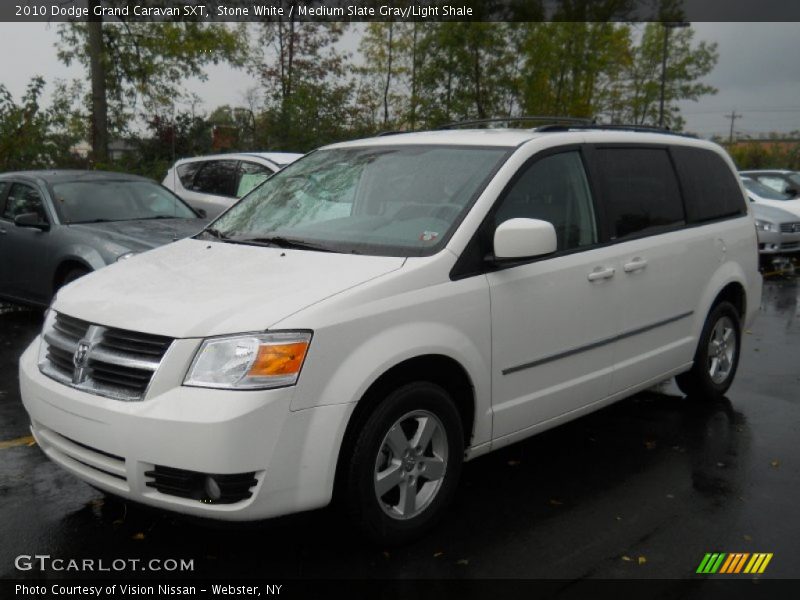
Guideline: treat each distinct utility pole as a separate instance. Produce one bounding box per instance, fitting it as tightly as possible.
[725,110,742,145]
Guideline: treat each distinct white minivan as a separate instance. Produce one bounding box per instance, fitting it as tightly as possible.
[20,125,761,543]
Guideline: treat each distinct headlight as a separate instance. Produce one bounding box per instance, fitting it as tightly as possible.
[184,331,312,390]
[755,219,776,232]
[116,252,137,262]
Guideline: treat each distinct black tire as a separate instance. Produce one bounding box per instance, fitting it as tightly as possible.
[676,301,741,399]
[343,381,464,545]
[59,266,90,289]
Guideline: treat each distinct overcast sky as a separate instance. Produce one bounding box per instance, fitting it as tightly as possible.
[1,22,798,139]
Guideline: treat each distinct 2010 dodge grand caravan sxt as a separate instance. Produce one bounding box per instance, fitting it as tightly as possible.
[20,126,761,543]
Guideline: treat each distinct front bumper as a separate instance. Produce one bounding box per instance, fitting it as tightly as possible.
[19,337,353,520]
[757,229,800,255]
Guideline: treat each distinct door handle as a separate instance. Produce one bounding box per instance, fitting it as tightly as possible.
[623,257,648,273]
[587,267,615,282]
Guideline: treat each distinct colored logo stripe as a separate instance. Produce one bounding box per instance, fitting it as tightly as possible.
[720,553,749,573]
[697,553,726,574]
[697,552,773,574]
[744,553,773,574]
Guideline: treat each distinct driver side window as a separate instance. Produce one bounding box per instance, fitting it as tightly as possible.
[495,151,597,252]
[3,183,47,222]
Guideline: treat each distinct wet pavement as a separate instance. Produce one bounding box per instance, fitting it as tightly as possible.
[0,277,798,582]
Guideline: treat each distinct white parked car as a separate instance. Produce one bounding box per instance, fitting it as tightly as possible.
[20,126,761,544]
[163,152,303,218]
[740,175,800,218]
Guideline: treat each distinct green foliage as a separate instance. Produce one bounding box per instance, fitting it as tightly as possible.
[57,19,245,137]
[4,19,723,176]
[250,20,358,151]
[728,139,800,170]
[0,77,86,171]
[604,23,718,129]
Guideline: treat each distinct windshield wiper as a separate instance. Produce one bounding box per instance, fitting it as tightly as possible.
[70,218,116,224]
[234,236,334,252]
[199,227,231,241]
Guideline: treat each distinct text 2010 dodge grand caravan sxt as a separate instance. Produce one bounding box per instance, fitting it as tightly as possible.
[20,127,761,543]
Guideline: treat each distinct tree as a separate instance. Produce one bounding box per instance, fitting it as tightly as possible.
[412,23,520,128]
[604,23,718,129]
[57,1,244,162]
[0,77,86,171]
[250,13,355,150]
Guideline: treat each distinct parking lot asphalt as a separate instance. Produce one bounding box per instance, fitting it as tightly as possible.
[1,276,798,583]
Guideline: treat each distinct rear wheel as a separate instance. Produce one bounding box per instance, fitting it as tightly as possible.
[343,381,464,545]
[676,301,741,399]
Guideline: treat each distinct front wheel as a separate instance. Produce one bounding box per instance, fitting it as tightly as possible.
[343,381,464,545]
[676,301,741,399]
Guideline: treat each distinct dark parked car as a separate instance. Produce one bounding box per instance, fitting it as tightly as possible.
[0,170,207,307]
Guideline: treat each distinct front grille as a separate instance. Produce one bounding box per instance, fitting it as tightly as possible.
[781,241,799,250]
[145,466,258,504]
[780,222,800,233]
[39,312,173,401]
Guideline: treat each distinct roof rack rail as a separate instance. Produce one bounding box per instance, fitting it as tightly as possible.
[535,123,697,138]
[438,116,593,130]
[376,130,408,137]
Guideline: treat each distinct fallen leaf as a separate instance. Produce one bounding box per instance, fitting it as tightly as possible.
[132,532,145,541]
[644,440,657,450]
[666,494,675,499]
[743,535,753,542]
[382,551,390,559]
[615,516,623,521]
[456,559,469,566]
[770,459,780,468]
[507,460,521,467]
[638,556,647,565]
[434,552,444,558]
[549,499,563,506]
[744,329,752,334]
[621,556,632,562]
[716,462,726,468]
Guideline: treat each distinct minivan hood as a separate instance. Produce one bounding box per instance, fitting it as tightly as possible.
[54,238,405,338]
[68,218,209,253]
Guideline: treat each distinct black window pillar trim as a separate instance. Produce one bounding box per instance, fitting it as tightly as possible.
[449,143,602,281]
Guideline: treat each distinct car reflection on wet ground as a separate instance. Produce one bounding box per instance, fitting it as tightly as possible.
[0,275,798,581]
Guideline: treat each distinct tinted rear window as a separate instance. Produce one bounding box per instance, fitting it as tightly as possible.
[189,160,238,197]
[175,162,202,188]
[592,148,685,240]
[672,147,746,223]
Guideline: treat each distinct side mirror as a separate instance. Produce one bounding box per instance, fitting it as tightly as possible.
[14,212,50,232]
[493,218,557,260]
[785,187,798,198]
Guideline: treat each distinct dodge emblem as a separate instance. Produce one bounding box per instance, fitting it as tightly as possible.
[72,341,91,384]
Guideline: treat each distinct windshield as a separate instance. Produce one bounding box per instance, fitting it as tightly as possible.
[53,180,197,224]
[742,177,791,200]
[209,145,509,256]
